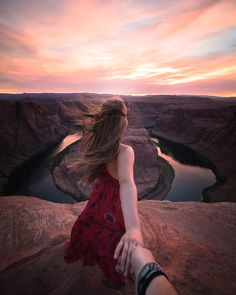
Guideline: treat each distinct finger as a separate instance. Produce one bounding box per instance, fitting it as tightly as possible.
[115,255,122,274]
[113,239,124,259]
[124,245,132,277]
[115,264,122,274]
[127,242,136,276]
[121,241,129,273]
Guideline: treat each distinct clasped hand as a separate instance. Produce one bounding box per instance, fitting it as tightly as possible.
[113,227,144,277]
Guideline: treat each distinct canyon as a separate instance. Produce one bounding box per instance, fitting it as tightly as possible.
[49,106,162,200]
[1,93,235,202]
[0,93,235,294]
[125,95,236,202]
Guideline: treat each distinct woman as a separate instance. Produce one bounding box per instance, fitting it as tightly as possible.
[62,97,144,289]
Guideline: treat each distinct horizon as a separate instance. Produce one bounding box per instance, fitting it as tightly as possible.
[0,91,236,99]
[0,0,236,96]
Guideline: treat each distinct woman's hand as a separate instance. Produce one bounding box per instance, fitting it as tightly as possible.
[113,227,144,277]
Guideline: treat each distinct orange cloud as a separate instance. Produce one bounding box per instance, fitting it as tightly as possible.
[0,0,235,96]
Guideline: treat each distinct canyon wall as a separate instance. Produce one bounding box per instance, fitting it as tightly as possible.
[0,94,163,200]
[1,94,235,202]
[0,99,69,195]
[126,95,236,202]
[0,93,111,196]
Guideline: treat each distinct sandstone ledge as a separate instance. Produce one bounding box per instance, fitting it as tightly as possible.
[0,196,235,294]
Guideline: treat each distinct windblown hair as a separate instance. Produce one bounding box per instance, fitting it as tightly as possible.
[60,97,128,187]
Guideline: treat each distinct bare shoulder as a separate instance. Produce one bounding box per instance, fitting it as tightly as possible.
[118,144,135,162]
[117,144,135,181]
[118,144,134,154]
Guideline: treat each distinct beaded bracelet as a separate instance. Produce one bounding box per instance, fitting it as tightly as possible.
[135,262,168,295]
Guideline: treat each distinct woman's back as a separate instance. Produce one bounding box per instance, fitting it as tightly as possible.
[63,98,142,290]
[63,144,131,286]
[105,143,131,181]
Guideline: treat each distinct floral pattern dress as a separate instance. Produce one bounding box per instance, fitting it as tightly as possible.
[63,166,126,284]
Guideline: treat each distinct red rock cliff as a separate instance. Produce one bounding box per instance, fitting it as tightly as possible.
[0,196,235,295]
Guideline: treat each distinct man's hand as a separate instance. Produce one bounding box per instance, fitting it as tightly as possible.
[130,246,179,295]
[113,227,144,277]
[130,245,156,281]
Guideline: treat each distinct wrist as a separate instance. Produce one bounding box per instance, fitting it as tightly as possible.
[126,225,140,231]
[135,262,169,295]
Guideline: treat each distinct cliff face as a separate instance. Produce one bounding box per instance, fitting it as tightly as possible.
[0,94,112,196]
[51,109,160,200]
[0,99,70,195]
[127,96,236,202]
[0,196,235,295]
[152,106,236,202]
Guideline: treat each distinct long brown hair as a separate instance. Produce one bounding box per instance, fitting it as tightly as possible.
[60,97,128,186]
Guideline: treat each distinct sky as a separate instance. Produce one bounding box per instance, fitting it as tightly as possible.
[0,0,236,96]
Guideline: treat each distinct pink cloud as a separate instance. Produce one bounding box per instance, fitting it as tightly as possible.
[0,0,236,96]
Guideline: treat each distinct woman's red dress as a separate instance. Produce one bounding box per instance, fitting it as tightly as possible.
[63,166,126,285]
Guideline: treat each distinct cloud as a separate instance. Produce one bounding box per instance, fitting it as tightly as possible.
[0,0,236,96]
[0,23,37,56]
[185,26,236,58]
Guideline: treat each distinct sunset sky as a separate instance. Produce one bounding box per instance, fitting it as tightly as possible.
[0,0,236,96]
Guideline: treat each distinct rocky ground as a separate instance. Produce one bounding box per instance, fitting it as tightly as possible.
[0,196,235,295]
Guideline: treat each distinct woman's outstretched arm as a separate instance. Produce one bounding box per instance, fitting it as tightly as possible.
[113,145,144,277]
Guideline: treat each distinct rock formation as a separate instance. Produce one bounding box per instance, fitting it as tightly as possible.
[0,93,112,196]
[0,94,165,201]
[0,99,69,195]
[1,93,235,202]
[50,109,160,200]
[126,95,236,202]
[0,196,235,294]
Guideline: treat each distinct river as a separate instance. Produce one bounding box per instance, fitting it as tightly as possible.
[14,133,82,204]
[14,133,216,203]
[151,136,216,201]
